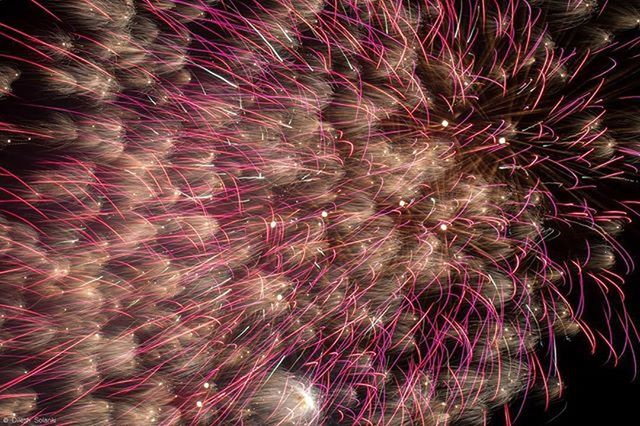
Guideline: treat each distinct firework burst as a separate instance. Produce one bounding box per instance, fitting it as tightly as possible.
[0,0,639,424]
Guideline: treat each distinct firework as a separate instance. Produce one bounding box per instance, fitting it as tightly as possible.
[0,0,639,424]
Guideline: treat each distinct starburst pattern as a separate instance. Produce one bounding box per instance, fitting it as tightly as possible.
[0,0,639,425]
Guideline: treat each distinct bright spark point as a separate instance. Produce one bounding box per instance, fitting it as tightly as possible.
[441,119,449,127]
[300,388,316,410]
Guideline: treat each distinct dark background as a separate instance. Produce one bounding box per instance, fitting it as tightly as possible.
[497,225,640,426]
[497,5,640,423]
[502,325,640,426]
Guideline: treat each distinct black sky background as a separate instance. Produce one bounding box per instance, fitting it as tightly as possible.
[507,13,640,425]
[496,222,640,426]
